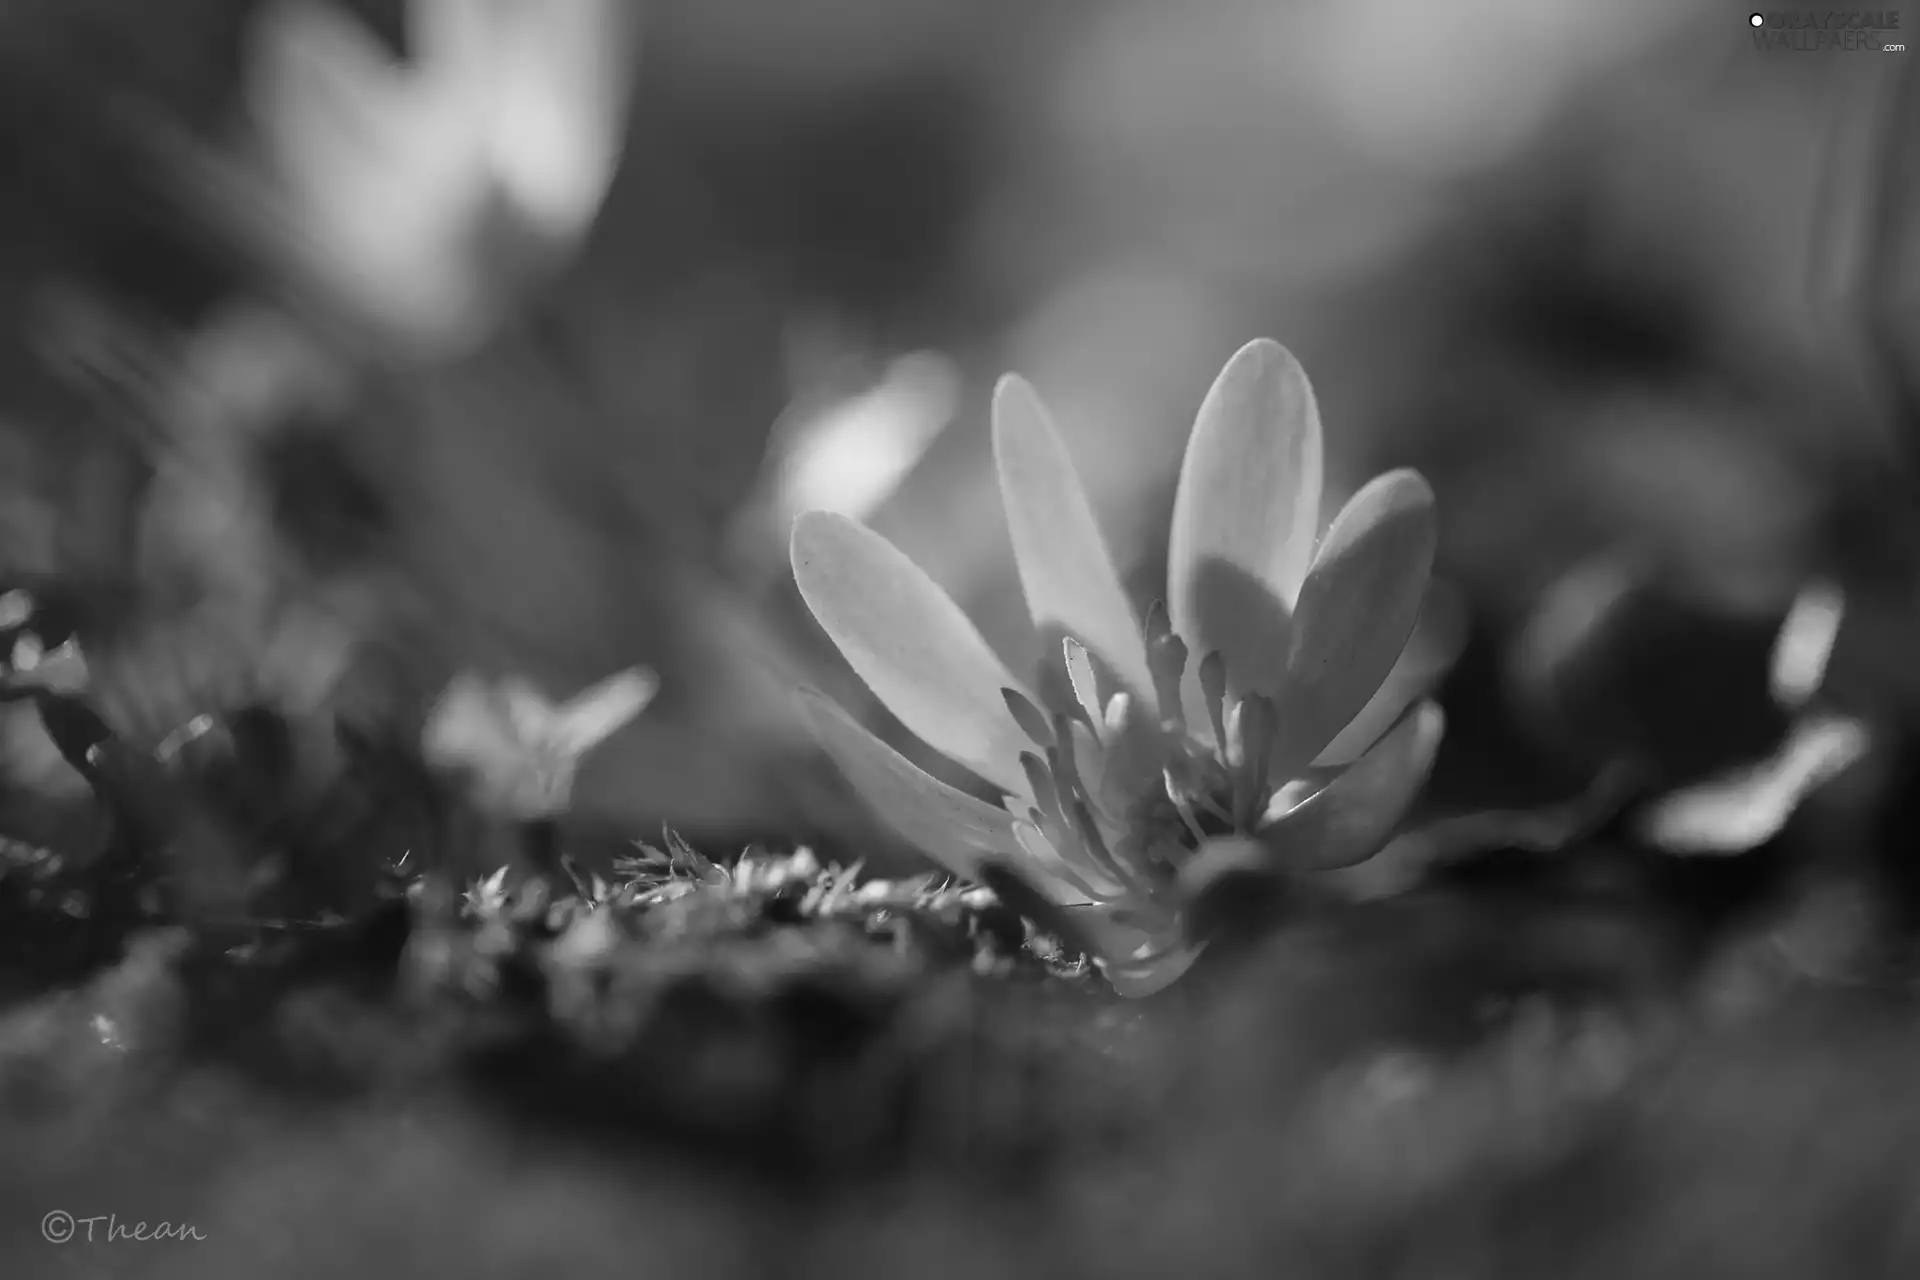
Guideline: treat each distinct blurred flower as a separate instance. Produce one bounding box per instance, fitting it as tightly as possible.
[167,0,637,358]
[423,666,656,821]
[792,339,1446,996]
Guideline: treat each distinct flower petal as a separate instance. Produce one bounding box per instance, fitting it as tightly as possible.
[1270,470,1436,777]
[497,676,558,742]
[552,667,657,757]
[792,511,1034,796]
[796,689,1028,881]
[993,376,1154,701]
[422,672,512,770]
[1166,339,1323,700]
[1261,700,1444,870]
[1313,580,1466,767]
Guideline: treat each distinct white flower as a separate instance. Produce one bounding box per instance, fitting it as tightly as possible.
[790,339,1447,996]
[189,0,637,356]
[423,667,656,820]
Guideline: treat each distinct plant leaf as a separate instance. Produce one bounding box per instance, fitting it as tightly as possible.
[796,689,1027,882]
[1260,700,1444,870]
[1635,714,1870,856]
[1768,580,1844,710]
[792,511,1035,797]
[993,375,1154,701]
[1270,469,1436,778]
[1166,339,1323,703]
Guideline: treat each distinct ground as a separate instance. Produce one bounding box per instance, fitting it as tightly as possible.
[6,827,1920,1280]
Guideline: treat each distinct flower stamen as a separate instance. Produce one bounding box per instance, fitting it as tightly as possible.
[1050,718,1102,825]
[1019,751,1064,830]
[1144,601,1189,735]
[1015,821,1107,902]
[1069,795,1143,898]
[1164,769,1210,845]
[1234,694,1278,829]
[1198,649,1230,761]
[1063,638,1105,732]
[1002,687,1055,747]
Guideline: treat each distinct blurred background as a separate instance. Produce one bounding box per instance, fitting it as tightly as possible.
[1,0,1916,871]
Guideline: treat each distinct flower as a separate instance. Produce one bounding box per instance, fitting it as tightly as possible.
[423,667,656,820]
[790,339,1447,996]
[213,0,637,356]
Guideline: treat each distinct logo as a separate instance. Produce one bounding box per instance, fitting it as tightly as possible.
[1749,10,1905,51]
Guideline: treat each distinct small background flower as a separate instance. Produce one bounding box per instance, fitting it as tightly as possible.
[423,666,657,821]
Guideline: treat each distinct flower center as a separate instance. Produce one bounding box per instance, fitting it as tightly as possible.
[1000,601,1290,917]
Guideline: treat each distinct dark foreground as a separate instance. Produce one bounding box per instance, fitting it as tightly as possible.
[4,837,1920,1280]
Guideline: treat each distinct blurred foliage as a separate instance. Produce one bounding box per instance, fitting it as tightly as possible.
[0,0,1916,954]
